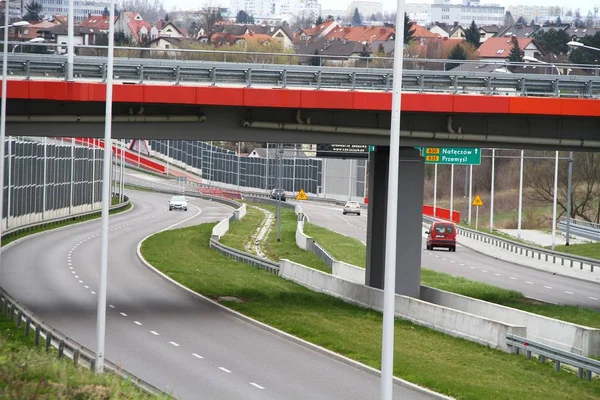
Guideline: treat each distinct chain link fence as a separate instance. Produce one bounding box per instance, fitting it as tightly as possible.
[2,137,104,230]
[147,140,367,202]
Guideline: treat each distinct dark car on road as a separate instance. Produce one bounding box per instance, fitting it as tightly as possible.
[271,189,286,201]
[426,222,456,252]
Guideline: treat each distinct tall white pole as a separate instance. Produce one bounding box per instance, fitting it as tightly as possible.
[166,140,170,175]
[95,0,115,374]
[0,0,9,262]
[43,137,47,220]
[566,151,573,246]
[67,0,74,80]
[468,164,473,225]
[6,137,11,229]
[551,150,559,250]
[237,141,241,189]
[433,163,437,217]
[450,164,454,222]
[91,140,96,209]
[137,139,141,167]
[517,150,524,239]
[120,139,124,202]
[348,159,353,200]
[381,2,405,398]
[490,149,495,232]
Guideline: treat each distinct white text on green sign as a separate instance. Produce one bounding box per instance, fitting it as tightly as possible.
[424,147,481,165]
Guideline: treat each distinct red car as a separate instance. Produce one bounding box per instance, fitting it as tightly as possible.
[426,222,456,252]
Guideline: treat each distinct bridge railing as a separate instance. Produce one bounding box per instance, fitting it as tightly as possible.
[5,41,600,75]
[4,51,600,98]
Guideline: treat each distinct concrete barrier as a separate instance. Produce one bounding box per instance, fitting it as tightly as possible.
[234,203,247,220]
[211,218,230,240]
[332,261,365,284]
[295,219,314,251]
[420,286,600,357]
[280,260,526,352]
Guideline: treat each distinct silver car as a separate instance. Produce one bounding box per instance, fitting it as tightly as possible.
[169,195,188,211]
[343,201,361,216]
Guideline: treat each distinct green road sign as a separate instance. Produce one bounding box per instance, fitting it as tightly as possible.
[423,147,481,165]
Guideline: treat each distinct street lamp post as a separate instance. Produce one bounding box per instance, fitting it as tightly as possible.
[522,55,560,75]
[12,37,44,53]
[568,41,600,53]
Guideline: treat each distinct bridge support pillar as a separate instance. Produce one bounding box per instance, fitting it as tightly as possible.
[366,146,424,298]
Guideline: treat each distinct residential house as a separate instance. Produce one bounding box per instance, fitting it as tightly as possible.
[37,25,105,54]
[478,25,502,43]
[477,36,542,61]
[152,20,188,40]
[324,26,396,45]
[429,23,451,38]
[294,19,339,43]
[296,37,371,66]
[147,36,199,51]
[211,24,294,49]
[81,14,113,33]
[497,23,539,39]
[566,27,599,41]
[448,25,466,39]
[412,24,441,40]
[115,11,152,44]
[11,21,57,42]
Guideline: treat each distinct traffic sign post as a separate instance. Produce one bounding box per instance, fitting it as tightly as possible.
[296,189,308,200]
[472,195,484,230]
[424,147,481,165]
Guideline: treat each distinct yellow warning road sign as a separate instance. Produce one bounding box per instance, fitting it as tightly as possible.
[296,189,308,200]
[472,195,484,207]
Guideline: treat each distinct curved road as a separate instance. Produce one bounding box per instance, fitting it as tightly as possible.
[292,200,600,310]
[0,190,432,400]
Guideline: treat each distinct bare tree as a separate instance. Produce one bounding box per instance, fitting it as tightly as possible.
[525,152,600,221]
[118,0,166,24]
[200,7,224,37]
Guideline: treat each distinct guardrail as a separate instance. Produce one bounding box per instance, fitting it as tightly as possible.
[6,54,600,98]
[0,196,170,397]
[423,216,599,274]
[0,287,167,396]
[506,333,599,380]
[557,217,600,242]
[209,238,279,274]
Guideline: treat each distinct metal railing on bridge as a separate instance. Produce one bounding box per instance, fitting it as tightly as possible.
[557,217,600,242]
[5,50,600,98]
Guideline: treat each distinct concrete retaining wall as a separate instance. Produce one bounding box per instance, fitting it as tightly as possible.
[420,285,600,357]
[234,203,247,220]
[332,261,365,284]
[280,259,526,352]
[296,220,314,251]
[211,218,230,240]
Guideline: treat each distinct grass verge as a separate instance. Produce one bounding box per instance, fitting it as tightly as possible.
[141,223,600,400]
[553,242,600,261]
[226,204,330,272]
[2,200,132,246]
[0,314,158,399]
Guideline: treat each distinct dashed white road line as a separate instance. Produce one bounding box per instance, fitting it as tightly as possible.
[481,270,487,273]
[526,281,533,285]
[150,330,160,336]
[509,277,517,280]
[84,285,89,289]
[470,266,475,269]
[219,367,232,373]
[120,312,128,317]
[589,297,598,301]
[460,263,465,266]
[544,286,553,289]
[192,353,204,359]
[91,291,96,295]
[169,341,180,347]
[134,321,142,326]
[450,260,455,263]
[564,291,574,295]
[78,280,83,283]
[109,305,115,309]
[250,383,265,390]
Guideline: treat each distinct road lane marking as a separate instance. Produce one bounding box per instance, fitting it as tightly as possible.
[120,312,128,317]
[169,342,180,347]
[75,275,79,278]
[219,367,232,373]
[494,273,501,276]
[84,285,89,289]
[544,286,553,289]
[109,305,115,309]
[450,260,455,263]
[442,258,447,261]
[509,277,517,280]
[134,321,142,326]
[481,270,487,273]
[526,281,533,284]
[150,331,160,336]
[589,297,598,300]
[470,266,475,269]
[78,280,83,283]
[250,383,265,390]
[564,291,574,295]
[192,353,204,359]
[460,263,465,266]
[91,291,96,295]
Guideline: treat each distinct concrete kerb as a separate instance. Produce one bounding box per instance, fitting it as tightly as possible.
[135,218,452,399]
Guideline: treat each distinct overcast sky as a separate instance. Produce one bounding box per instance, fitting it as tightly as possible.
[165,0,597,14]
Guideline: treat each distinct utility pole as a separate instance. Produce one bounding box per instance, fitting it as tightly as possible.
[433,163,437,217]
[551,150,559,250]
[450,164,454,221]
[468,164,473,225]
[517,150,524,240]
[277,143,282,242]
[490,149,495,232]
[566,151,573,245]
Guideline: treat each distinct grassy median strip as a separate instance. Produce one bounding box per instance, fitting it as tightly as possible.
[225,204,330,272]
[141,223,600,400]
[554,242,600,260]
[2,200,132,247]
[0,313,157,399]
[303,221,600,329]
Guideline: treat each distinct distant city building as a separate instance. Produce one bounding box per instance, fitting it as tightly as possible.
[505,5,550,23]
[346,1,384,19]
[38,0,109,22]
[230,0,320,20]
[430,0,504,28]
[321,9,346,19]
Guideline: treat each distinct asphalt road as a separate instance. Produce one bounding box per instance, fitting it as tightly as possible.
[291,200,600,310]
[0,189,433,400]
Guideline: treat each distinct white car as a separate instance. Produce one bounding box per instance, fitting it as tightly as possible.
[169,195,188,211]
[343,201,361,216]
